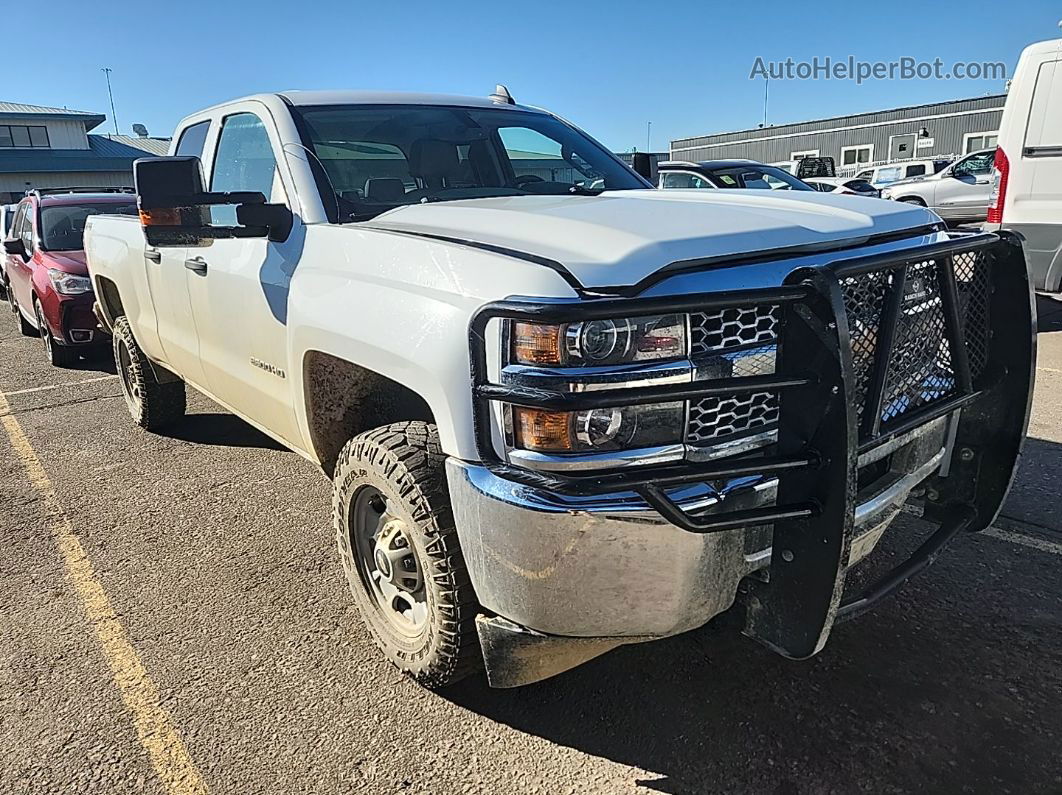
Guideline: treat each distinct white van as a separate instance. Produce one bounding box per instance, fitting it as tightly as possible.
[988,37,1062,292]
[854,160,951,189]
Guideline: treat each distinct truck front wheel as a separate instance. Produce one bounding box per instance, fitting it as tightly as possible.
[333,421,482,688]
[112,316,186,430]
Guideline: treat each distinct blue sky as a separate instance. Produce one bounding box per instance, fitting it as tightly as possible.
[11,0,1059,150]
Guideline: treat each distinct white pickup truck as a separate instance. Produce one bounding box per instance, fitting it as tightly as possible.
[85,88,1035,689]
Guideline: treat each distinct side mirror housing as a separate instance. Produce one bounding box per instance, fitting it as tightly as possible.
[3,238,26,257]
[631,152,653,181]
[134,156,293,247]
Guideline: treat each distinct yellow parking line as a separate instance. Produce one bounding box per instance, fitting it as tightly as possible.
[0,389,209,795]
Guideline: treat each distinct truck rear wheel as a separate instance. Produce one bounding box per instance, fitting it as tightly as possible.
[112,316,186,430]
[333,421,482,688]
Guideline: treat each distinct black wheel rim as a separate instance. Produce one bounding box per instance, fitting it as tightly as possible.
[116,338,141,415]
[349,486,428,635]
[35,303,52,358]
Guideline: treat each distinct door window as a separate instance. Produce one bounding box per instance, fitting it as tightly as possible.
[7,202,26,242]
[952,152,994,177]
[905,164,927,178]
[209,113,284,226]
[19,203,34,254]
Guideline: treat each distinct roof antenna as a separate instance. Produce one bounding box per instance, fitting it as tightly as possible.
[489,84,515,105]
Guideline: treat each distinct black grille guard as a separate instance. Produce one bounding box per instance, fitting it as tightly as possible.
[467,232,1035,658]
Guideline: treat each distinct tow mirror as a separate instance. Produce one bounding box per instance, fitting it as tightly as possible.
[3,238,26,258]
[631,152,653,181]
[134,156,293,248]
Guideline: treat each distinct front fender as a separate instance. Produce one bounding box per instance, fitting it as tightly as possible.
[288,225,579,460]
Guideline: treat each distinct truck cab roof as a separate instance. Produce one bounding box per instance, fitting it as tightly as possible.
[181,90,547,122]
[277,90,542,111]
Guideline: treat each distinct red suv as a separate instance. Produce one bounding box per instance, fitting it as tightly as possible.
[4,189,137,366]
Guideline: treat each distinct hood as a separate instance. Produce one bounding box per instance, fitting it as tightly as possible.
[40,249,87,275]
[366,189,938,289]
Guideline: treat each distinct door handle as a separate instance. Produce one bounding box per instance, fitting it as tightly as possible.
[184,256,208,275]
[145,248,162,263]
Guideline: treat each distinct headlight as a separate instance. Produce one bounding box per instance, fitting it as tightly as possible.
[511,314,685,366]
[48,269,92,295]
[512,402,684,453]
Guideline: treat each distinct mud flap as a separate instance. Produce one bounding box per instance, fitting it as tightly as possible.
[476,614,641,689]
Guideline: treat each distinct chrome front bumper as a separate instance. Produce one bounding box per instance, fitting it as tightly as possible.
[448,416,949,641]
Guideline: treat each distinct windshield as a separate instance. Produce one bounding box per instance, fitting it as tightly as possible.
[707,165,813,191]
[291,104,648,221]
[40,202,138,251]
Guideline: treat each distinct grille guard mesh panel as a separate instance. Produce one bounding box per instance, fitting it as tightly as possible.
[836,249,992,438]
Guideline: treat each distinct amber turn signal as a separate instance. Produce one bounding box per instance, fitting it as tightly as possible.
[139,207,181,226]
[512,322,564,365]
[513,407,574,451]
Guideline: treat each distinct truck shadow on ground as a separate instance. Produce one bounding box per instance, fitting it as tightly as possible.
[156,412,287,451]
[1037,293,1062,333]
[445,511,1061,794]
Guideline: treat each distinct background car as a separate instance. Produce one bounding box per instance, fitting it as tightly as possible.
[803,177,881,198]
[854,159,952,189]
[658,160,814,190]
[880,150,996,225]
[0,203,17,298]
[3,188,136,366]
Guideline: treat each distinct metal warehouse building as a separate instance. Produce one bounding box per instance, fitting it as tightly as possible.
[670,95,1005,176]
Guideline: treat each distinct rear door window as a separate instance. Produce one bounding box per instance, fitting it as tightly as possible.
[175,120,211,159]
[905,165,927,177]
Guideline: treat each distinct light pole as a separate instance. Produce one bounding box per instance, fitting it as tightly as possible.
[101,67,119,135]
[763,75,769,128]
[647,121,652,153]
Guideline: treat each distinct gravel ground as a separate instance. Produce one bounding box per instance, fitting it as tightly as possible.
[1,295,1061,795]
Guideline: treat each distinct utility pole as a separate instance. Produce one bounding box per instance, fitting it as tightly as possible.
[763,75,769,128]
[101,67,119,135]
[646,121,652,153]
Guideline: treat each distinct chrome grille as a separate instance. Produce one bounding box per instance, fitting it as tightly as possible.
[687,391,779,444]
[684,248,992,451]
[690,305,779,356]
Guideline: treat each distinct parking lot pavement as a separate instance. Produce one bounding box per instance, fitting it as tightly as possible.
[1,302,1061,795]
